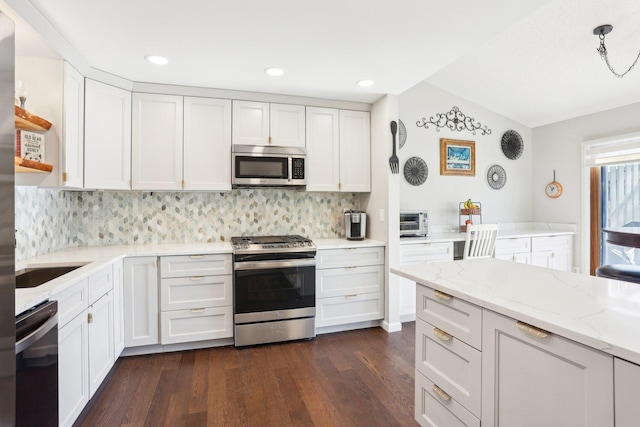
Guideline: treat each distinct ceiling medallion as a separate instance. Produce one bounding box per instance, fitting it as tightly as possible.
[594,24,640,78]
[416,106,492,136]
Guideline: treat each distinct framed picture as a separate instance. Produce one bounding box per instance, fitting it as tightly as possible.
[440,138,475,176]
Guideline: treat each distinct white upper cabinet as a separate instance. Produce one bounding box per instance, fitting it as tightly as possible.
[84,79,132,190]
[306,107,340,192]
[131,93,184,190]
[183,97,232,191]
[339,110,370,192]
[269,103,306,147]
[61,62,85,189]
[232,100,305,147]
[306,107,371,192]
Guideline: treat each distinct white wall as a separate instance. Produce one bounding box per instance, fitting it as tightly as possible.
[532,101,640,273]
[399,82,532,229]
[363,94,401,332]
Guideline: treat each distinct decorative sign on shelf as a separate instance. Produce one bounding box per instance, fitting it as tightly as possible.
[16,129,45,162]
[416,106,492,136]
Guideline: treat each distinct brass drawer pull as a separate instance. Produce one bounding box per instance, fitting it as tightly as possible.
[345,294,358,299]
[433,327,452,341]
[190,276,205,281]
[433,290,452,301]
[517,321,550,339]
[432,384,451,401]
[190,308,206,314]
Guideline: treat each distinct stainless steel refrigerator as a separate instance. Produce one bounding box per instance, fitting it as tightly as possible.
[0,10,15,427]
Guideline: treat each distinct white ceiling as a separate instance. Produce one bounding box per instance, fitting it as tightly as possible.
[3,0,640,127]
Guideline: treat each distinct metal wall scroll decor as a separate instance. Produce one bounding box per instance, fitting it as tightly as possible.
[416,106,492,136]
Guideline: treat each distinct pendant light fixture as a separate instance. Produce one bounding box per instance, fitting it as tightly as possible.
[593,24,640,78]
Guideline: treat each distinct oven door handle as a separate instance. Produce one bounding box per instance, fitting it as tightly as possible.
[234,259,316,271]
[15,311,58,355]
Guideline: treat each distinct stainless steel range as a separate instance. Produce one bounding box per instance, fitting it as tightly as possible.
[232,235,316,347]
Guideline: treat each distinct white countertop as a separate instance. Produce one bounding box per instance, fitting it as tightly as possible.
[391,259,640,365]
[16,239,385,315]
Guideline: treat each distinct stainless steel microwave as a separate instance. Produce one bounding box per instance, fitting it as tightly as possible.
[400,210,428,237]
[232,145,306,188]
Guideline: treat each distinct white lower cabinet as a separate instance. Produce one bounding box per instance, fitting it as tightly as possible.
[481,310,613,427]
[415,370,480,427]
[112,261,125,358]
[315,246,385,329]
[614,358,640,427]
[159,254,233,344]
[414,283,615,427]
[123,257,159,347]
[530,235,574,271]
[494,237,531,264]
[399,241,453,322]
[88,292,114,397]
[57,265,115,427]
[58,306,89,427]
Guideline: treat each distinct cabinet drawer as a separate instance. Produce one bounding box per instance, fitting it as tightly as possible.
[531,235,573,251]
[417,285,482,350]
[160,254,232,278]
[400,242,453,263]
[316,265,383,298]
[415,370,480,427]
[160,275,232,311]
[160,306,232,344]
[316,246,384,269]
[416,319,481,418]
[494,237,530,255]
[316,292,384,327]
[88,266,113,305]
[55,278,89,328]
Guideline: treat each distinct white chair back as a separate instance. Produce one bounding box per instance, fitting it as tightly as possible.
[463,223,499,259]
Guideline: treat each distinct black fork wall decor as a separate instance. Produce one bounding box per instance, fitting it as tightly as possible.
[389,121,399,174]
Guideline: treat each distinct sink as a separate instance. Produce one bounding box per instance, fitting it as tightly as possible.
[16,265,87,289]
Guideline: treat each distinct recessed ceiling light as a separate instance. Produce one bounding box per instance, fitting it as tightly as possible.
[357,79,374,87]
[264,67,285,77]
[145,55,168,65]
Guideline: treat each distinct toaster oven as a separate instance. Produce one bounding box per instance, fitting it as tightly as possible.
[400,210,428,237]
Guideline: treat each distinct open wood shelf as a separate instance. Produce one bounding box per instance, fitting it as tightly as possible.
[15,105,52,131]
[14,156,53,173]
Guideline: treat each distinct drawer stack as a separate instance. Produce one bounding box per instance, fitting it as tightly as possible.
[315,246,384,329]
[415,285,482,427]
[159,254,233,344]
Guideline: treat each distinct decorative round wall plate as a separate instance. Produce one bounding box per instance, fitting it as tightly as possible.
[404,156,428,186]
[487,164,507,190]
[501,130,523,160]
[398,119,407,149]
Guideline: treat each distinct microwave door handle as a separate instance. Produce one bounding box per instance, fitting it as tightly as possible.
[288,157,292,182]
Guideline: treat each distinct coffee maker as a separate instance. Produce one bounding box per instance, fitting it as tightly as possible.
[344,209,366,240]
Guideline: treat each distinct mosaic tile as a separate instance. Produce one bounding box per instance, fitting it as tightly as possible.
[15,187,359,260]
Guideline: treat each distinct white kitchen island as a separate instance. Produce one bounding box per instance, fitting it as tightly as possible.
[391,258,640,427]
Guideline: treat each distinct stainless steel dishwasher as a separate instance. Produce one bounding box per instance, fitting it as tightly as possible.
[15,300,58,426]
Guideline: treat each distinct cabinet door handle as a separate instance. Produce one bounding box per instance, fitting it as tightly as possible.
[432,384,451,401]
[190,255,204,259]
[516,321,550,339]
[190,276,205,281]
[433,290,452,301]
[433,327,452,341]
[190,308,206,314]
[87,312,94,324]
[345,266,357,269]
[345,294,358,299]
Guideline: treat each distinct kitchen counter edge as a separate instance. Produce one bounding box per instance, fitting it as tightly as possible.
[391,258,640,365]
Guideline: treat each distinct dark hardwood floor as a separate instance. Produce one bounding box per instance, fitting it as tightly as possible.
[76,323,417,427]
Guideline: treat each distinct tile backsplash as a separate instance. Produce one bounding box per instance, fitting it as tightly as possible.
[15,186,359,261]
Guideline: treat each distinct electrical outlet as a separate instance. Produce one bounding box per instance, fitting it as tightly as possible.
[379,208,384,222]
